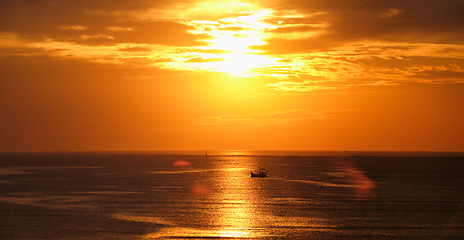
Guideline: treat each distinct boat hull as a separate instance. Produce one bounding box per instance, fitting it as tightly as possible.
[251,172,267,178]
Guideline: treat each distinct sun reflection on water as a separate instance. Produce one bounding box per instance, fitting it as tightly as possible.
[213,158,256,238]
[141,155,334,239]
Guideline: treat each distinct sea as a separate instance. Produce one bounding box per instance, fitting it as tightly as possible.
[1,151,463,239]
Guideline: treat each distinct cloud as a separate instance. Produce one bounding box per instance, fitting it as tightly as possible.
[185,57,224,63]
[1,0,463,89]
[269,24,321,34]
[256,0,464,53]
[0,0,209,47]
[219,26,247,31]
[411,70,464,82]
[266,80,339,92]
[59,25,89,31]
[195,49,232,54]
[380,8,401,18]
[195,109,347,127]
[118,46,152,52]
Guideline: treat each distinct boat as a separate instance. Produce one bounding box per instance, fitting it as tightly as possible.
[251,167,267,178]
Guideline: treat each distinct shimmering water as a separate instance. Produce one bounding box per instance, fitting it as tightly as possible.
[1,151,463,239]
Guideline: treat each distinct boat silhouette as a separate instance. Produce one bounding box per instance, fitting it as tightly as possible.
[251,167,267,178]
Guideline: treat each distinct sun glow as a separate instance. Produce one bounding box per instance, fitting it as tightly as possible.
[183,9,278,76]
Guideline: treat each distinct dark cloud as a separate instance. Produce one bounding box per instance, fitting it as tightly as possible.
[0,0,208,46]
[118,46,152,52]
[264,17,322,26]
[412,70,464,81]
[257,0,464,53]
[269,24,320,34]
[251,36,339,54]
[360,55,464,69]
[219,26,247,31]
[109,21,210,47]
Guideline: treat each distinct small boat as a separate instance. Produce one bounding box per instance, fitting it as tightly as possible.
[251,167,267,178]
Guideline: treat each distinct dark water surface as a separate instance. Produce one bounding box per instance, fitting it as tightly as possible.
[1,152,463,239]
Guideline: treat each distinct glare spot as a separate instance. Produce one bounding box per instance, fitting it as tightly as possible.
[173,160,191,167]
[190,182,213,194]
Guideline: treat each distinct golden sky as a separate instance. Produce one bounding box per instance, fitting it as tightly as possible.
[1,0,464,152]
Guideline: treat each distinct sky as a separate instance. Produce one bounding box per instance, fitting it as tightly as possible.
[1,0,464,152]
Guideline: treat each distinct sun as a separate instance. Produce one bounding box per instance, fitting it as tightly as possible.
[209,31,275,76]
[214,52,275,76]
[183,8,278,76]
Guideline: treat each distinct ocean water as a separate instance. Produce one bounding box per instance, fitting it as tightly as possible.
[1,151,463,239]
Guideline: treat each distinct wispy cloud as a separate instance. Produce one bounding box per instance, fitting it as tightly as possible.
[195,109,354,126]
[185,57,224,63]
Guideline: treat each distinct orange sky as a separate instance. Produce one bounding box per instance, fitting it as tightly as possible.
[1,0,464,152]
